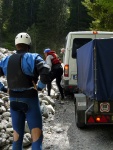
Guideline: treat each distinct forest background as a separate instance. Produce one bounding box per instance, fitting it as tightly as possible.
[0,0,113,55]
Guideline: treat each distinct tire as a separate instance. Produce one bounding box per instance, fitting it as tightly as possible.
[75,103,86,129]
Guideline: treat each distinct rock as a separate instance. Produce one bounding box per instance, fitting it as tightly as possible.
[0,48,8,54]
[0,99,4,105]
[42,100,49,105]
[8,137,13,143]
[6,122,12,128]
[38,93,45,98]
[25,121,30,133]
[6,128,13,133]
[42,96,55,106]
[0,123,4,130]
[2,133,10,139]
[2,96,9,102]
[0,138,6,147]
[40,104,49,118]
[2,142,10,150]
[46,105,55,114]
[23,133,31,147]
[9,145,12,150]
[1,106,6,112]
[1,144,10,150]
[2,112,11,118]
[56,128,64,133]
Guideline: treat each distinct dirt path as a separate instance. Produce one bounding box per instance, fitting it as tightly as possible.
[43,99,75,150]
[43,98,113,150]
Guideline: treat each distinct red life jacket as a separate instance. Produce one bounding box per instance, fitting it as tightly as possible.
[47,51,61,64]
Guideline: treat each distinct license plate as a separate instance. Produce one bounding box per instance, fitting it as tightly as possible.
[73,75,77,80]
[100,102,110,112]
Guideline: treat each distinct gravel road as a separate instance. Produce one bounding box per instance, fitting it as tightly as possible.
[43,98,113,150]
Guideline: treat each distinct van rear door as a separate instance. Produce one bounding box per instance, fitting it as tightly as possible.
[68,34,95,86]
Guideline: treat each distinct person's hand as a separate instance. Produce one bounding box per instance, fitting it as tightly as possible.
[60,48,65,54]
[37,81,46,91]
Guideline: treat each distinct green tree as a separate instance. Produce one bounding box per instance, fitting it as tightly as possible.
[36,0,68,53]
[0,0,3,45]
[82,0,113,31]
[8,0,28,33]
[1,0,13,48]
[67,0,92,31]
[2,0,40,50]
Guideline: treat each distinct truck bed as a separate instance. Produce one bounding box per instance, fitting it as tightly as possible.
[77,38,113,101]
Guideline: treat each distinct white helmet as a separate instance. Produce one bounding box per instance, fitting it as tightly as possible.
[15,32,31,45]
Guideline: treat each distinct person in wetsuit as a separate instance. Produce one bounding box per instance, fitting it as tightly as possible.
[0,32,50,150]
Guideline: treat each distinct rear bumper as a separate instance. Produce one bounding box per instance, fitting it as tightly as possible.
[74,98,113,125]
[61,80,78,94]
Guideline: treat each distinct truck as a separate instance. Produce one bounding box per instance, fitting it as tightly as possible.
[74,38,113,128]
[61,31,113,97]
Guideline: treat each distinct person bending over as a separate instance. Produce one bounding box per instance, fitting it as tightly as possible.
[44,48,64,100]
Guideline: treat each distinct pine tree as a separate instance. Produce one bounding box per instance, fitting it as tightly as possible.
[67,0,92,31]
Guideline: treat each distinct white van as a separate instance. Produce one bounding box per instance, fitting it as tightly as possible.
[61,31,113,96]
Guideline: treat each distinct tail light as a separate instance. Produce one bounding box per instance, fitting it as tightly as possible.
[95,115,110,123]
[93,31,98,34]
[88,116,95,123]
[64,64,69,77]
[88,115,110,123]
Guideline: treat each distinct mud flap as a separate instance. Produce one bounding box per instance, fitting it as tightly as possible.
[74,93,87,128]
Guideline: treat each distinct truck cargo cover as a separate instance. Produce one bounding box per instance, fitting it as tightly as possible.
[77,38,113,101]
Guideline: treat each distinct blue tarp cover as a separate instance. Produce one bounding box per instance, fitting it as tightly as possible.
[77,40,94,98]
[77,38,113,101]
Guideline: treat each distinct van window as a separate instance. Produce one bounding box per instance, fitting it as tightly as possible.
[72,38,92,58]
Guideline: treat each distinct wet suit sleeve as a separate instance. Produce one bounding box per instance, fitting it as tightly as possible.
[35,55,51,84]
